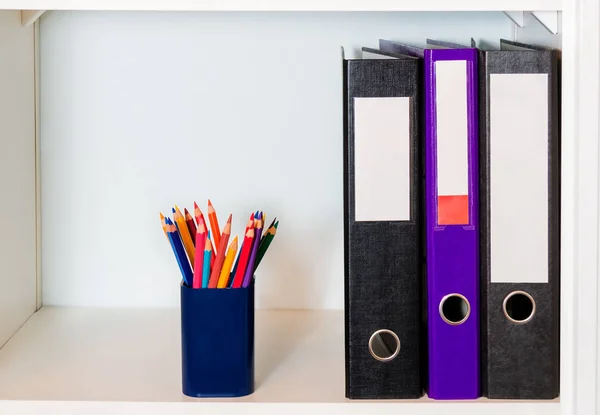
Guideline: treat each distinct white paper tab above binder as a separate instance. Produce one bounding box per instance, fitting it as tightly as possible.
[354,97,411,222]
[490,73,549,283]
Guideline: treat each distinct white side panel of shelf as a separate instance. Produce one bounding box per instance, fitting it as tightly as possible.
[0,11,37,347]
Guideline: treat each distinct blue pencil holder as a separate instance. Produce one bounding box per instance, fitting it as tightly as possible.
[180,283,255,398]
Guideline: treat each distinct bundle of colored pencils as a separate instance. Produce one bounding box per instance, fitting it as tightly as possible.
[160,200,279,289]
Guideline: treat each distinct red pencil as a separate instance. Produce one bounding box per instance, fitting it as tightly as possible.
[208,214,232,288]
[194,201,216,265]
[184,208,197,242]
[192,217,207,289]
[208,200,222,252]
[230,213,256,278]
[231,227,255,288]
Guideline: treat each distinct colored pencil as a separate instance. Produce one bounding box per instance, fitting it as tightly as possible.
[193,201,205,228]
[194,201,216,265]
[166,218,193,286]
[208,200,222,252]
[261,217,277,242]
[160,213,169,240]
[208,214,232,288]
[231,227,255,288]
[192,217,207,289]
[242,213,263,287]
[173,206,195,264]
[184,208,197,242]
[217,237,238,288]
[255,220,278,270]
[202,232,212,288]
[229,213,255,285]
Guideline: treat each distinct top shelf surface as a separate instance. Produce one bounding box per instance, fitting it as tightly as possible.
[0,0,563,12]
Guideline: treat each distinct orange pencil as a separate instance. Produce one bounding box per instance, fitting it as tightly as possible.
[208,214,232,288]
[160,213,168,240]
[173,206,195,264]
[217,237,238,288]
[194,201,217,265]
[231,227,255,288]
[192,217,207,289]
[207,200,222,252]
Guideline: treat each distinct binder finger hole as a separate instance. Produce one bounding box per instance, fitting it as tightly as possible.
[503,291,536,324]
[368,330,400,362]
[439,294,470,325]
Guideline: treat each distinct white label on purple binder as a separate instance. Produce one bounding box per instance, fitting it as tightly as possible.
[434,60,469,225]
[435,60,469,196]
[354,97,410,222]
[490,73,548,283]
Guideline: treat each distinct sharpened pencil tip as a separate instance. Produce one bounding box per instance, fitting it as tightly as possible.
[160,212,164,220]
[194,201,199,210]
[172,207,176,213]
[227,214,232,223]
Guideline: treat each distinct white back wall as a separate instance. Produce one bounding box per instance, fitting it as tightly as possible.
[40,11,513,309]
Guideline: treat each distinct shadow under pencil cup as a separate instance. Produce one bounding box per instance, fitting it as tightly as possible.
[180,283,255,398]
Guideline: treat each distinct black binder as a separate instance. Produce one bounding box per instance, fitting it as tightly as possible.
[343,47,423,399]
[478,39,560,399]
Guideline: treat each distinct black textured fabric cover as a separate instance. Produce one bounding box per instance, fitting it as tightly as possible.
[344,58,423,399]
[479,44,560,399]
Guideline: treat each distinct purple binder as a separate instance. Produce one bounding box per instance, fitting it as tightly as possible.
[379,39,479,399]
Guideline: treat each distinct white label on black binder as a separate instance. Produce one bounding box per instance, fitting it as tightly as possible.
[490,73,548,283]
[354,97,410,222]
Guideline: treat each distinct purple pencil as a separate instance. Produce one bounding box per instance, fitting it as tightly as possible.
[242,212,263,287]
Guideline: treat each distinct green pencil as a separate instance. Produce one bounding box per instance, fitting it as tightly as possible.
[254,220,278,270]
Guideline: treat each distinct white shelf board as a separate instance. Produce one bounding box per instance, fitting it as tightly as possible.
[0,307,560,414]
[3,0,563,12]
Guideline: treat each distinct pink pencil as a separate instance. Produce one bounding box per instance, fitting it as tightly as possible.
[192,217,207,289]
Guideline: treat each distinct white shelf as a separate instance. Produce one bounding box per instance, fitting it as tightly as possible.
[0,0,563,12]
[0,307,560,414]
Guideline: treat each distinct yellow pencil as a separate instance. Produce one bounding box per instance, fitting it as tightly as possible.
[217,236,239,288]
[173,205,195,264]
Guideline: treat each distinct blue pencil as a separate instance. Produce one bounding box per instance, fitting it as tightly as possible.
[166,218,193,286]
[202,231,213,288]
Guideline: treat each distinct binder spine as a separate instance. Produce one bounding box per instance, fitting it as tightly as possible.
[344,59,422,399]
[425,48,480,399]
[480,49,560,399]
[478,50,490,398]
[343,59,351,399]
